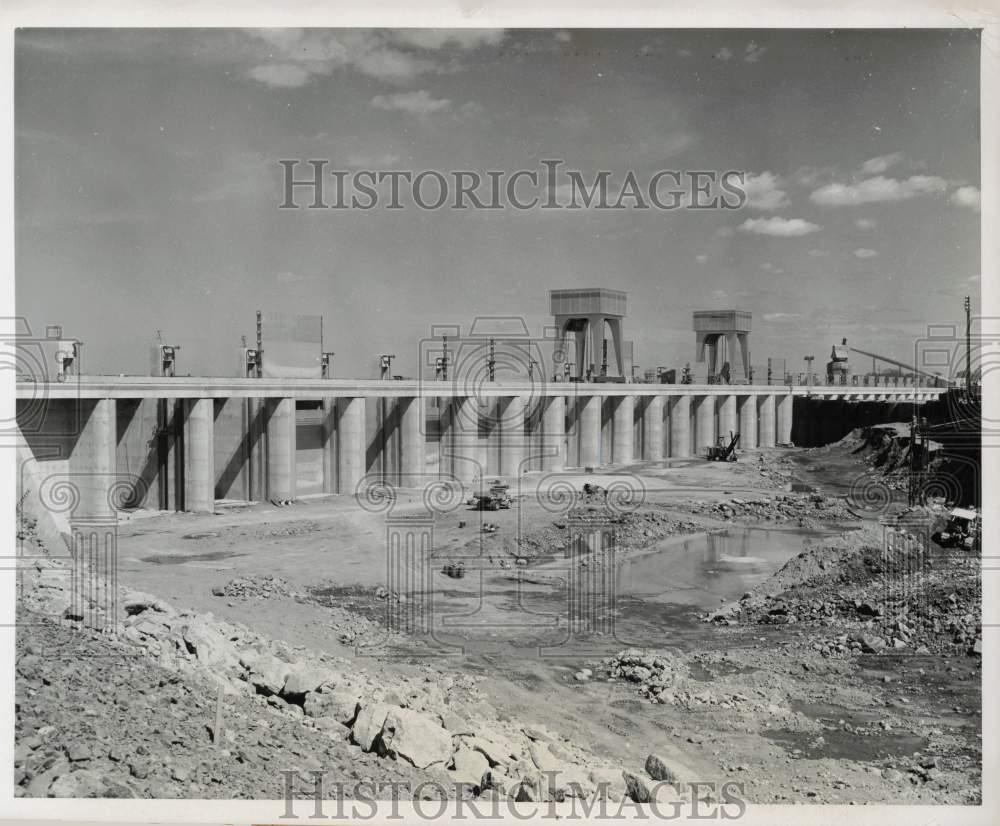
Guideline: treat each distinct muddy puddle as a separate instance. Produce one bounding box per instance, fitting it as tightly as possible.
[143,549,248,565]
[762,726,928,762]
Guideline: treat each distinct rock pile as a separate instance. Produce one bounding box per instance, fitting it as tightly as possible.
[705,526,982,658]
[604,649,690,703]
[211,575,295,600]
[682,492,856,527]
[18,555,631,801]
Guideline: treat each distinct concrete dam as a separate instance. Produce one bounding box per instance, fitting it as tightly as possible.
[15,376,945,527]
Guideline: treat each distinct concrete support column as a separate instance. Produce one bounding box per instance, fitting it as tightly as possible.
[718,395,737,442]
[739,395,758,450]
[578,395,602,467]
[541,396,566,472]
[759,395,776,448]
[777,394,793,445]
[266,398,296,501]
[643,396,665,461]
[321,399,337,494]
[337,397,365,494]
[448,397,483,482]
[612,396,634,464]
[500,395,527,477]
[70,398,117,521]
[399,397,424,481]
[669,396,691,457]
[183,398,215,513]
[694,395,716,453]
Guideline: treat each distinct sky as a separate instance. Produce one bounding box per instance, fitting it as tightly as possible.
[15,28,981,379]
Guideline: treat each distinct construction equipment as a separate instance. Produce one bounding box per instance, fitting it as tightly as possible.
[848,346,953,386]
[827,338,851,385]
[468,479,512,511]
[706,431,740,462]
[936,507,980,550]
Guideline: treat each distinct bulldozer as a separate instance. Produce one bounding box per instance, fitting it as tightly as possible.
[706,431,740,462]
[468,479,512,511]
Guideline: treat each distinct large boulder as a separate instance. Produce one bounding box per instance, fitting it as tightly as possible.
[645,753,689,783]
[379,707,454,769]
[247,654,291,695]
[304,687,362,726]
[623,771,652,803]
[352,703,392,751]
[466,730,523,767]
[282,664,333,699]
[181,617,239,670]
[122,588,175,617]
[449,746,490,790]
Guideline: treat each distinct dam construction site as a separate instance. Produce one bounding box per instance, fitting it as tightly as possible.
[11,293,983,807]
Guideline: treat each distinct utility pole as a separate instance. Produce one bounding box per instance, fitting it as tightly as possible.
[964,295,972,393]
[441,334,449,381]
[487,338,496,382]
[804,356,815,391]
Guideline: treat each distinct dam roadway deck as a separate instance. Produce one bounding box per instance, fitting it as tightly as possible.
[15,375,945,401]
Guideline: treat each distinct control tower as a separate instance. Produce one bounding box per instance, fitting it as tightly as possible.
[551,288,627,381]
[693,310,751,384]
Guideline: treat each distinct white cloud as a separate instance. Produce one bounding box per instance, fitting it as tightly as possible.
[677,48,693,58]
[860,152,904,175]
[554,31,572,43]
[853,248,878,259]
[388,30,506,50]
[742,171,788,210]
[759,262,785,273]
[950,186,981,211]
[809,175,947,206]
[738,216,820,237]
[744,42,766,62]
[711,289,728,301]
[247,64,313,88]
[695,253,708,264]
[855,218,877,229]
[246,29,505,87]
[277,271,310,284]
[807,248,829,258]
[714,47,734,60]
[763,312,801,322]
[371,90,452,115]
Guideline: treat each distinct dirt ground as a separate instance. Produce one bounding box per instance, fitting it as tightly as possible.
[15,441,981,804]
[78,442,978,805]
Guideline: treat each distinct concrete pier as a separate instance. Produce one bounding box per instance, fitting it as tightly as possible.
[578,395,602,468]
[759,395,776,448]
[777,394,794,445]
[266,397,296,501]
[695,395,716,453]
[739,395,758,450]
[501,395,527,477]
[338,397,365,494]
[719,395,738,443]
[612,396,634,464]
[182,398,215,512]
[642,396,664,461]
[399,397,424,480]
[71,398,117,520]
[541,395,566,471]
[670,396,691,457]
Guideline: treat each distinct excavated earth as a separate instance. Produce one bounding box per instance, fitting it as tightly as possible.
[14,438,982,806]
